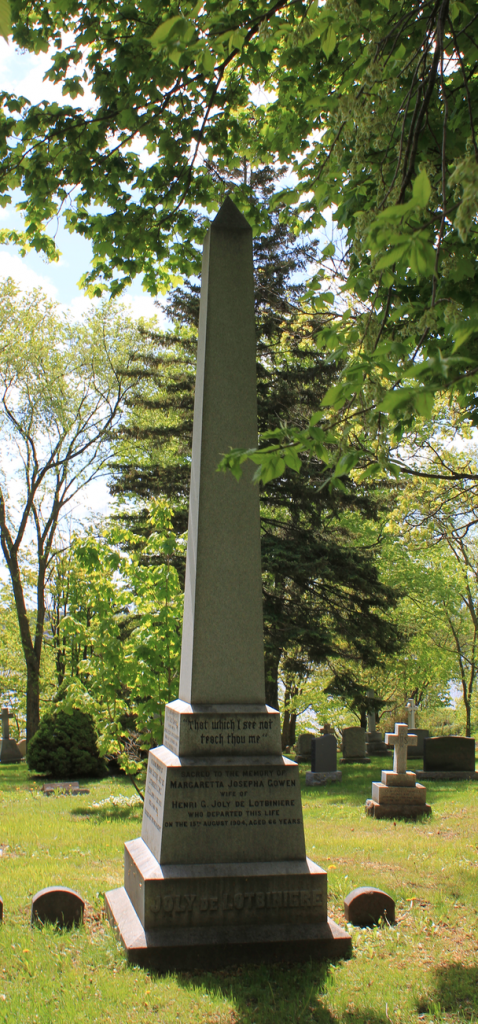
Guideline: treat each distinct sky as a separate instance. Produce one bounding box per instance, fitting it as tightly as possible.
[0,37,165,322]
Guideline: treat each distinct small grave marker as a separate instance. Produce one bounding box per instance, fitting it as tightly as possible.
[344,887,395,927]
[31,887,84,928]
[0,708,22,764]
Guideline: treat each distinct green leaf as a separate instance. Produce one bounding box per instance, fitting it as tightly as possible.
[332,452,359,478]
[375,242,410,269]
[414,390,434,417]
[149,15,184,48]
[357,463,382,482]
[0,0,10,40]
[412,169,431,207]
[202,49,216,73]
[322,25,337,58]
[409,237,436,277]
[322,242,335,257]
[283,447,302,472]
[377,0,390,7]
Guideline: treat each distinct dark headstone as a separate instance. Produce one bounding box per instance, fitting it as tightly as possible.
[0,895,3,922]
[31,887,84,928]
[423,736,475,772]
[344,887,395,927]
[311,735,337,773]
[407,728,429,759]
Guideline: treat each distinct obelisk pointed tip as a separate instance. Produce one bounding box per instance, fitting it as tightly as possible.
[212,196,251,231]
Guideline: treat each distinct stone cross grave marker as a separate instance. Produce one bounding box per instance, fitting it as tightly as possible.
[406,699,417,729]
[367,722,430,819]
[0,708,22,764]
[385,722,417,775]
[105,197,351,972]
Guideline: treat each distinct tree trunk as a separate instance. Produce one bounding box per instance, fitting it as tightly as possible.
[26,663,41,743]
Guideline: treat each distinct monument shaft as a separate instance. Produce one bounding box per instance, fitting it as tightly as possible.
[179,199,264,706]
[106,199,351,969]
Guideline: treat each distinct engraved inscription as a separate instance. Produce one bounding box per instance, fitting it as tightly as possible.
[144,762,166,832]
[148,889,323,916]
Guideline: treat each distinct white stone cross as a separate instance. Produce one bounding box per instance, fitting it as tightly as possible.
[406,699,417,729]
[385,722,417,774]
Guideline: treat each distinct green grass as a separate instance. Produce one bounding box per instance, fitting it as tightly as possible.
[1,759,477,1024]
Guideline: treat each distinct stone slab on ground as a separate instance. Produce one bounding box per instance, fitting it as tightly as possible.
[416,770,478,781]
[371,782,427,805]
[105,886,351,970]
[365,798,431,819]
[43,782,89,795]
[31,887,84,927]
[305,771,342,787]
[423,736,476,772]
[344,887,395,927]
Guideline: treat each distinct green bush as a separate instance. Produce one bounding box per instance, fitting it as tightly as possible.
[27,708,103,778]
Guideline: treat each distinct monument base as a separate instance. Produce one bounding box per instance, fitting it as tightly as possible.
[105,839,351,970]
[365,799,431,819]
[340,757,370,764]
[305,771,342,786]
[105,887,351,970]
[0,738,22,763]
[416,770,478,781]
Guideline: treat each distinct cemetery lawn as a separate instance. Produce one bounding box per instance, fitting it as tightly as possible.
[0,761,477,1024]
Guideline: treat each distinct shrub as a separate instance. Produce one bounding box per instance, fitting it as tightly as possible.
[27,708,103,778]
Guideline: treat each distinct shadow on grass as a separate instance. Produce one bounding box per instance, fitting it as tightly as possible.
[174,961,389,1024]
[430,963,478,1017]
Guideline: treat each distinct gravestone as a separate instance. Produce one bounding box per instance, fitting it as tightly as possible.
[306,736,342,786]
[31,887,84,927]
[0,895,3,922]
[341,727,370,763]
[17,739,26,758]
[0,708,22,764]
[320,723,333,735]
[365,692,389,756]
[344,887,395,927]
[311,735,337,773]
[418,736,478,779]
[295,733,316,763]
[366,723,431,818]
[105,199,351,971]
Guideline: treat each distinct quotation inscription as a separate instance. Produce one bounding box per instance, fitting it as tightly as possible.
[163,710,280,755]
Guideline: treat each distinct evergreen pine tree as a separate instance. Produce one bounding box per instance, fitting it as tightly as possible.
[110,167,403,743]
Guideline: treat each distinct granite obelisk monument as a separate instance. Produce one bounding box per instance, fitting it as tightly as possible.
[105,198,351,969]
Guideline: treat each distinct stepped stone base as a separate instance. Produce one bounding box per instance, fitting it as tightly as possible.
[105,887,351,970]
[106,840,351,970]
[365,799,431,819]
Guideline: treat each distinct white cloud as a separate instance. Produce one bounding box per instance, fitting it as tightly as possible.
[0,250,59,297]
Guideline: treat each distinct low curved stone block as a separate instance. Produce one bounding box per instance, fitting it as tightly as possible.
[31,887,84,928]
[344,887,395,927]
